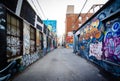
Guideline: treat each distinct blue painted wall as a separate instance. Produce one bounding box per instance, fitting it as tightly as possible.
[74,0,120,76]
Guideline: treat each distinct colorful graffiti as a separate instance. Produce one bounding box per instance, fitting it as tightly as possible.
[79,18,103,42]
[79,17,104,59]
[66,36,73,43]
[66,36,73,48]
[75,1,120,76]
[104,21,120,63]
[43,20,57,33]
[89,42,103,60]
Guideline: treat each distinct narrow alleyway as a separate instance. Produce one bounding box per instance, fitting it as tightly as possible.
[13,47,108,81]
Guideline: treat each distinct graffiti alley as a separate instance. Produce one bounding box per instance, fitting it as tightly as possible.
[12,47,117,81]
[0,0,120,81]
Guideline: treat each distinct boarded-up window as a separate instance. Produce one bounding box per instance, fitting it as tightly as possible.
[7,13,22,60]
[30,26,36,54]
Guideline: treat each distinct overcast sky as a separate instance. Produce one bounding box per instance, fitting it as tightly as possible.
[28,0,108,37]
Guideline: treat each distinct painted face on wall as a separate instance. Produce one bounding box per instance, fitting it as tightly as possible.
[91,18,100,29]
[84,25,91,40]
[90,19,102,39]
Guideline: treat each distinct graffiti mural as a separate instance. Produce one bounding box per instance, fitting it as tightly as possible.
[0,6,7,69]
[104,21,120,63]
[43,20,57,33]
[6,14,22,58]
[89,42,103,60]
[22,53,39,67]
[23,22,30,55]
[79,18,104,42]
[79,17,104,59]
[75,0,120,76]
[22,22,40,67]
[90,18,104,42]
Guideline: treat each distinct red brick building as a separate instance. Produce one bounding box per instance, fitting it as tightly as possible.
[65,5,93,45]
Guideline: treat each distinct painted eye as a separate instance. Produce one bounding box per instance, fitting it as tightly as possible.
[112,22,120,32]
[106,32,113,38]
[98,13,106,20]
[94,26,96,28]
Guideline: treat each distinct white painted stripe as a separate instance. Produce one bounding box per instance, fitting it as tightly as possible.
[15,0,23,16]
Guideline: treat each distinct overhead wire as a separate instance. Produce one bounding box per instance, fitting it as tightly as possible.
[36,0,47,19]
[29,0,43,19]
[72,0,88,27]
[82,4,104,19]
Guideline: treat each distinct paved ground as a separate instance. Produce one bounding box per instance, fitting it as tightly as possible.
[13,47,108,81]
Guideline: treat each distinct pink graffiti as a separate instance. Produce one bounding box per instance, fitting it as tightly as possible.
[89,42,102,60]
[104,37,120,61]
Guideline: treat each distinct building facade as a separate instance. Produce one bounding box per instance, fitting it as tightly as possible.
[65,5,93,48]
[0,0,57,80]
[73,0,120,76]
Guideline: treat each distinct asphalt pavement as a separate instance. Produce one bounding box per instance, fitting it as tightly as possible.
[12,47,109,81]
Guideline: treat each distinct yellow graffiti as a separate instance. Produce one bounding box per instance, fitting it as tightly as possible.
[80,18,102,40]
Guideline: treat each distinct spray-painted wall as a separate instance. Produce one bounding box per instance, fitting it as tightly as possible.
[0,4,7,69]
[103,19,120,64]
[0,1,57,80]
[75,0,120,76]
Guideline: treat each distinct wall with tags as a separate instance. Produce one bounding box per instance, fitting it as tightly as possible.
[74,0,120,76]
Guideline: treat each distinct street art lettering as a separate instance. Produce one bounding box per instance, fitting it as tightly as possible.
[22,53,39,67]
[7,37,21,57]
[115,45,120,55]
[104,21,120,62]
[89,42,102,60]
[75,1,120,76]
[79,17,105,60]
[104,37,120,62]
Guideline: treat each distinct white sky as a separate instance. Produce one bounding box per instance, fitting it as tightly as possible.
[28,0,108,37]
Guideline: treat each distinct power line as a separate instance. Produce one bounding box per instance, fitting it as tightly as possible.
[72,0,88,27]
[78,0,88,17]
[36,0,47,19]
[29,0,43,19]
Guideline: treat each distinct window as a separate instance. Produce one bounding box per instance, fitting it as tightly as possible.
[30,26,36,54]
[78,23,82,27]
[39,32,43,50]
[79,17,82,21]
[36,30,43,53]
[86,16,89,20]
[7,13,22,59]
